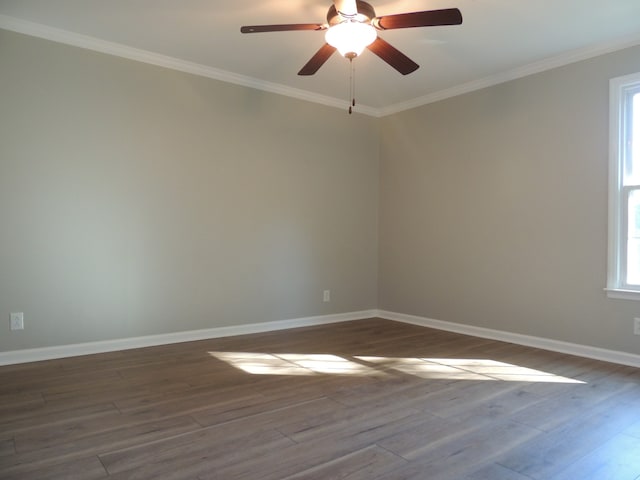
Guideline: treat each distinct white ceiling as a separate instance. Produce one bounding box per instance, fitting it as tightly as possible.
[1,0,640,115]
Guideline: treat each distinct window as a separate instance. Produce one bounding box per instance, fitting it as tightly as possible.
[607,72,640,299]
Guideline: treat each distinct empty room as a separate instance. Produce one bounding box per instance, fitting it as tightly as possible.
[1,1,640,479]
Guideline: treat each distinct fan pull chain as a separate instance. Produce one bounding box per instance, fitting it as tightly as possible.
[348,57,356,114]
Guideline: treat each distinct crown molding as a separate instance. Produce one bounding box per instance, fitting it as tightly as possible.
[379,32,640,116]
[0,14,380,117]
[2,14,640,118]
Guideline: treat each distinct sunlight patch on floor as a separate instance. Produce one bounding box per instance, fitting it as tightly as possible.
[209,352,585,383]
[355,356,585,383]
[209,352,379,376]
[354,356,491,381]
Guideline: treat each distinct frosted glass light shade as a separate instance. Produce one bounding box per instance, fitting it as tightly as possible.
[325,21,377,57]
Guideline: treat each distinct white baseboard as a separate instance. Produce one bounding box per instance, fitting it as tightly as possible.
[378,310,640,369]
[2,309,639,369]
[0,310,378,366]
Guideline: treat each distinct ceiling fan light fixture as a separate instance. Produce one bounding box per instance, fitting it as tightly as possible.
[325,21,377,58]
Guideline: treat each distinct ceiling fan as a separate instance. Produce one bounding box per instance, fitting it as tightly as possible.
[240,0,463,76]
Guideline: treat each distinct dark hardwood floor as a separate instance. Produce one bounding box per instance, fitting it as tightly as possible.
[1,318,639,479]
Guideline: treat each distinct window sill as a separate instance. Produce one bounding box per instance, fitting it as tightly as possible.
[605,288,640,301]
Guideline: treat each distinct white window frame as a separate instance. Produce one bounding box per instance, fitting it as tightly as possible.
[607,71,640,300]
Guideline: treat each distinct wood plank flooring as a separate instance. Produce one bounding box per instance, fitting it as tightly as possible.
[1,318,639,479]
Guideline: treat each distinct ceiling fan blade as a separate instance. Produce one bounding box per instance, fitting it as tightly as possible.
[374,8,462,30]
[333,0,358,17]
[367,37,419,75]
[241,24,324,33]
[298,44,337,75]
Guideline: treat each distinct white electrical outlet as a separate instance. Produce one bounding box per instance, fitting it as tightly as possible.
[634,318,640,336]
[323,290,331,302]
[10,312,24,331]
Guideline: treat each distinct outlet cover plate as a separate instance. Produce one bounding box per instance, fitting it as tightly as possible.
[10,312,24,331]
[635,318,640,335]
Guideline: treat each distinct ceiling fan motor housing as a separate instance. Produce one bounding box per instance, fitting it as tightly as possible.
[327,1,376,25]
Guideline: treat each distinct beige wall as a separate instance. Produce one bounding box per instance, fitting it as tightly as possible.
[2,27,640,358]
[379,44,640,355]
[0,30,380,351]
